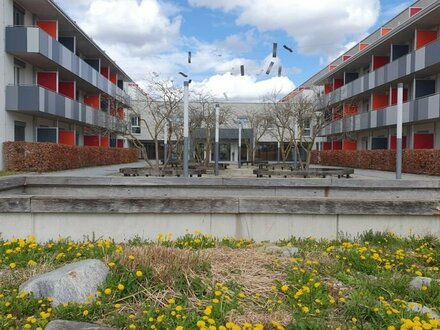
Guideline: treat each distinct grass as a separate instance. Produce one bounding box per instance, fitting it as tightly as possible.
[0,231,439,329]
[0,171,17,177]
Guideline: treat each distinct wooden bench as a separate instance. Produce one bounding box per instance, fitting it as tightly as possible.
[253,167,354,178]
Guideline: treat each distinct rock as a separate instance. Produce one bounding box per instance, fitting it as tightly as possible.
[281,247,300,257]
[407,302,440,319]
[264,245,283,253]
[19,259,108,306]
[409,276,440,290]
[45,320,117,330]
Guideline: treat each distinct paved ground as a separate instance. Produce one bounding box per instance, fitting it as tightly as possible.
[30,161,440,181]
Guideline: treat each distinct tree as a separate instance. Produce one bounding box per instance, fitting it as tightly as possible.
[243,107,272,163]
[126,77,183,170]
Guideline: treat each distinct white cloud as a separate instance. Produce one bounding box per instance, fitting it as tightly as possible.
[191,73,295,102]
[188,0,380,55]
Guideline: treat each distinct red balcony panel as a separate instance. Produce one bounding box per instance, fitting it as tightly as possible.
[416,30,438,49]
[359,43,369,51]
[332,141,342,150]
[343,103,358,117]
[390,136,407,150]
[101,136,110,148]
[343,55,351,62]
[58,131,75,145]
[414,133,434,149]
[323,142,332,150]
[110,73,118,84]
[84,95,101,109]
[343,140,357,150]
[333,78,344,90]
[380,27,392,36]
[84,136,100,147]
[324,83,333,95]
[409,7,422,17]
[390,87,409,105]
[37,72,58,92]
[372,56,390,70]
[59,81,75,99]
[117,139,125,148]
[37,20,58,39]
[372,94,389,111]
[100,67,110,79]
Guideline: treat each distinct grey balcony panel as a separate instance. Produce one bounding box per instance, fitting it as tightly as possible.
[377,108,386,127]
[397,55,408,77]
[387,61,399,81]
[415,47,426,72]
[387,106,397,126]
[426,39,440,67]
[428,94,440,119]
[5,27,28,53]
[5,27,131,107]
[6,85,126,131]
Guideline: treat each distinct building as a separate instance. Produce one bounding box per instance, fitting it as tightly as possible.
[285,0,440,151]
[0,0,133,170]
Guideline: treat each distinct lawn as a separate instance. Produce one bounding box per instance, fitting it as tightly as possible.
[0,231,439,329]
[0,171,17,177]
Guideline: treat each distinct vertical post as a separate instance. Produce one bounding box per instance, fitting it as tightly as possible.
[277,141,280,163]
[183,81,189,177]
[215,103,220,176]
[238,121,242,168]
[163,122,168,164]
[396,83,403,180]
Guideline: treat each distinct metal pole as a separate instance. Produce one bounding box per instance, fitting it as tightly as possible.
[277,141,280,163]
[164,122,168,164]
[396,83,403,180]
[215,103,220,176]
[183,81,189,177]
[238,122,242,168]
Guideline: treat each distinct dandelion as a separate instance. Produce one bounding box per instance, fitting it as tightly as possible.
[135,270,143,277]
[117,283,125,291]
[104,288,112,295]
[83,310,89,316]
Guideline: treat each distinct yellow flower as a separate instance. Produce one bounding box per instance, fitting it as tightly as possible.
[117,283,125,291]
[135,270,143,277]
[104,288,112,295]
[197,320,206,328]
[168,298,175,304]
[129,324,136,330]
[9,262,16,269]
[281,284,289,292]
[176,326,184,330]
[128,255,135,260]
[83,310,89,316]
[238,292,245,298]
[214,290,222,296]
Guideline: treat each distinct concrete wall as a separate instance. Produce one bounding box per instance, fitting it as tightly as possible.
[1,213,439,242]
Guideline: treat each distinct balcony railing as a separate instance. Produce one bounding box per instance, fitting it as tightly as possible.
[6,85,129,132]
[320,92,440,136]
[5,26,131,107]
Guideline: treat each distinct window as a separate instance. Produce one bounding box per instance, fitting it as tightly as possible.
[131,116,141,134]
[14,121,26,141]
[14,66,20,85]
[13,5,25,26]
[303,118,311,137]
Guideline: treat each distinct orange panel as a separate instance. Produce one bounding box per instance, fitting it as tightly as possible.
[329,64,337,71]
[110,73,117,84]
[359,43,369,51]
[333,78,344,90]
[36,20,58,39]
[84,95,100,109]
[372,56,390,70]
[409,7,422,17]
[100,67,110,79]
[380,27,392,36]
[37,72,58,92]
[324,83,333,95]
[416,30,438,49]
[101,136,110,148]
[84,136,100,147]
[58,131,75,145]
[59,81,75,99]
[343,103,358,117]
[372,94,389,111]
[343,140,357,150]
[343,55,351,62]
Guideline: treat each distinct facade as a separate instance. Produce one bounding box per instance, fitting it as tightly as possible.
[0,0,133,169]
[284,0,440,151]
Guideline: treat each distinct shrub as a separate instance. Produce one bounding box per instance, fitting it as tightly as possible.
[3,142,138,172]
[311,150,440,176]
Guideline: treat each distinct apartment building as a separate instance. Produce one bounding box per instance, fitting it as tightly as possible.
[285,0,440,151]
[0,0,133,169]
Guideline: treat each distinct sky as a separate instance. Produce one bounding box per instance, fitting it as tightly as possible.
[55,0,412,101]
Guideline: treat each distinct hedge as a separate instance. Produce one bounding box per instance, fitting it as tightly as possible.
[4,142,139,172]
[311,150,440,176]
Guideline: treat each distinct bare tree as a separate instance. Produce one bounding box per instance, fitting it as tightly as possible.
[244,108,272,163]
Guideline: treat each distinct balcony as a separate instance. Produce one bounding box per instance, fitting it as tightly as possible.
[321,93,440,136]
[5,26,131,107]
[325,35,440,106]
[6,85,128,132]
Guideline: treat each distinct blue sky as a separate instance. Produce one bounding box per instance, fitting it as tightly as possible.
[56,0,412,101]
